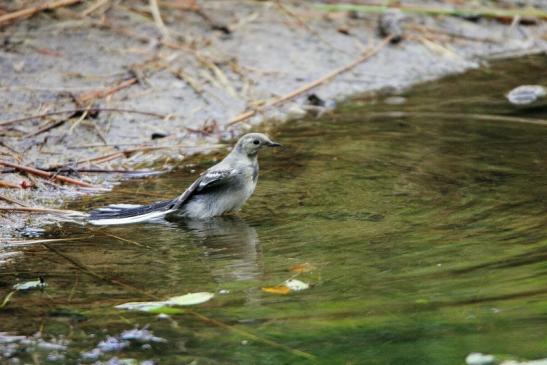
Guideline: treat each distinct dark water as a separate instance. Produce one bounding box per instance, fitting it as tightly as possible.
[1,55,546,365]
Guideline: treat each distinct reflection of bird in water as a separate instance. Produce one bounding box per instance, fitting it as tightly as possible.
[180,216,262,282]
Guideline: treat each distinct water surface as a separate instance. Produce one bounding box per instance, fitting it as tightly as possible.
[1,55,546,364]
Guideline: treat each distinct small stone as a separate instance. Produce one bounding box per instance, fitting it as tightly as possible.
[466,352,496,365]
[506,85,546,105]
[378,10,405,43]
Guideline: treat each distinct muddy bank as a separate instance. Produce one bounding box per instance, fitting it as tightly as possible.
[0,0,546,240]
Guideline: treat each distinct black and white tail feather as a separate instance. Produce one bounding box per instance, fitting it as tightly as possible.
[88,199,178,225]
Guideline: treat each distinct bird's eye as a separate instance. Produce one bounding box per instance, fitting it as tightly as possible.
[253,140,260,145]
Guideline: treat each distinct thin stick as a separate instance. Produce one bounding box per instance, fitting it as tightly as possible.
[24,120,66,138]
[228,35,393,126]
[0,160,95,188]
[0,206,87,216]
[314,3,547,19]
[49,146,169,169]
[0,108,167,128]
[0,291,15,309]
[149,0,169,39]
[0,0,82,26]
[0,181,20,189]
[4,237,89,245]
[50,143,222,170]
[76,78,138,105]
[80,0,110,17]
[101,232,147,248]
[50,168,164,174]
[0,194,26,206]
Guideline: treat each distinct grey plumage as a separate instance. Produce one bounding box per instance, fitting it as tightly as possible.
[89,133,280,225]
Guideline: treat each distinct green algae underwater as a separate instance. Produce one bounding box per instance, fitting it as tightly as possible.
[1,55,546,364]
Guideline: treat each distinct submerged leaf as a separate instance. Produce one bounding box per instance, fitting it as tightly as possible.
[262,286,292,295]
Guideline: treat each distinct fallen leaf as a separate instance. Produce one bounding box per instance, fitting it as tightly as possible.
[166,292,214,306]
[115,301,166,312]
[115,292,215,312]
[290,262,314,273]
[284,279,309,291]
[13,280,46,291]
[262,286,291,295]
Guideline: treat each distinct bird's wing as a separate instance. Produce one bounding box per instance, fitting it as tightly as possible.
[171,168,238,209]
[196,169,239,191]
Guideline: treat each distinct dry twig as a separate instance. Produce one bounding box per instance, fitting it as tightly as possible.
[0,160,95,188]
[75,78,138,105]
[5,237,88,245]
[0,0,82,26]
[149,0,169,39]
[0,108,166,128]
[0,181,20,189]
[0,195,26,206]
[80,0,110,17]
[0,206,86,215]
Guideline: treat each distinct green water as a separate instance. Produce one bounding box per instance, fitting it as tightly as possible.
[1,56,546,364]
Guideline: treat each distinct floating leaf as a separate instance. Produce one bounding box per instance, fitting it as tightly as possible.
[284,279,310,291]
[262,286,292,295]
[115,292,214,312]
[290,263,314,273]
[115,301,165,312]
[166,292,214,306]
[13,280,46,291]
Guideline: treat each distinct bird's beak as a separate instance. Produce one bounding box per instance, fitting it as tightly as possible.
[267,140,282,147]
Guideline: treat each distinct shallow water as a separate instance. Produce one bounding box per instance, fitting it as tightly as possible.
[1,55,546,364]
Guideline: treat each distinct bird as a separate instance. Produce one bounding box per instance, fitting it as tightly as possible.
[88,133,281,225]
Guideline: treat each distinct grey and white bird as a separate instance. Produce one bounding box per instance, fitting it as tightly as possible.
[88,133,281,225]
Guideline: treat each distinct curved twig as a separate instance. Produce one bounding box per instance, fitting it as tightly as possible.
[0,108,167,128]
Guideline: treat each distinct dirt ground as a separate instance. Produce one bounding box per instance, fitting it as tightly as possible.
[0,0,546,240]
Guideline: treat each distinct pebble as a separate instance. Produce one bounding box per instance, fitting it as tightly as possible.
[506,85,546,105]
[466,352,496,365]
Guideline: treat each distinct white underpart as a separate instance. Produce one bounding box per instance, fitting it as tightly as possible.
[88,208,176,226]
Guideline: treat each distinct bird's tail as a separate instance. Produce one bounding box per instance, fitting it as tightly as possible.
[88,199,177,226]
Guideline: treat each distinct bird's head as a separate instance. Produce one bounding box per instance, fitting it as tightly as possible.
[234,133,281,157]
